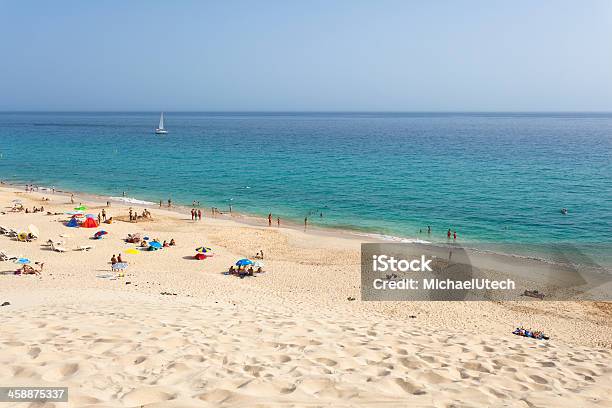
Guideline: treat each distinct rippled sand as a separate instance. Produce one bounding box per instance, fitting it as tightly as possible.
[0,186,611,407]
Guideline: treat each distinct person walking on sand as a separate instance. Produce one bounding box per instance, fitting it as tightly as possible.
[70,194,74,204]
[268,213,272,227]
[159,200,162,208]
[191,209,195,221]
[102,209,106,221]
[97,213,101,225]
[198,209,202,221]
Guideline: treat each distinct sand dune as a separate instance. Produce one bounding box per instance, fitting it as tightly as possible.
[0,186,611,407]
[2,290,611,407]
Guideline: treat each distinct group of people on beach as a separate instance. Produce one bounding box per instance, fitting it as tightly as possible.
[25,206,44,213]
[128,207,152,222]
[191,208,202,221]
[138,237,176,248]
[267,213,280,227]
[227,264,263,278]
[24,184,40,192]
[110,254,125,266]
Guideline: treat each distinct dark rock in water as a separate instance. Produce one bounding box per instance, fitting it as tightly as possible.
[1,301,10,306]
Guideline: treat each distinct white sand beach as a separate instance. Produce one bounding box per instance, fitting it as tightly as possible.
[0,185,611,407]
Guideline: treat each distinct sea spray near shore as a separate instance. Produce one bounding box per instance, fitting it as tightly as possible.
[109,196,156,205]
[1,112,610,266]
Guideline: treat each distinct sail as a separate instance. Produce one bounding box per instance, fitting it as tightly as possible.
[158,112,164,130]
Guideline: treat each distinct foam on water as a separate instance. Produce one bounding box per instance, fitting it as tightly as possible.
[108,196,156,206]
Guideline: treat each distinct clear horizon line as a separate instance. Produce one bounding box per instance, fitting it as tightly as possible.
[2,110,612,114]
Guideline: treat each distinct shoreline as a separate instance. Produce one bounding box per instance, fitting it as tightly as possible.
[2,179,609,275]
[1,178,611,405]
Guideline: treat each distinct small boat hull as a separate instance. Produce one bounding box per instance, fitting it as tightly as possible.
[155,129,168,134]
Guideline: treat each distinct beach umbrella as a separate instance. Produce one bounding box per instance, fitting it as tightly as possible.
[125,248,140,255]
[66,217,80,227]
[16,258,30,264]
[235,258,253,266]
[195,246,213,254]
[149,241,162,249]
[195,253,207,260]
[81,217,98,228]
[28,224,40,238]
[94,230,108,239]
[74,206,88,211]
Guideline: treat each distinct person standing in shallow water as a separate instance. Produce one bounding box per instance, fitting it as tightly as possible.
[268,213,272,227]
[277,217,280,227]
[447,229,451,239]
[453,231,457,240]
[304,217,308,230]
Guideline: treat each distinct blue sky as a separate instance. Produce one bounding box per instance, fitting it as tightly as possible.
[1,0,611,111]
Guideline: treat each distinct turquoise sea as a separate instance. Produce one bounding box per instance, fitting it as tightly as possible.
[0,112,610,267]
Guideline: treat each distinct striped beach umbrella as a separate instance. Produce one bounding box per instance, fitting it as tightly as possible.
[195,247,213,254]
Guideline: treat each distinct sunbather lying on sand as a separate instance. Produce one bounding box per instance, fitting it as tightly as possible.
[16,262,44,275]
[513,327,549,340]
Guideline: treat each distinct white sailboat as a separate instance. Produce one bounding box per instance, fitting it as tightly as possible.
[155,112,168,134]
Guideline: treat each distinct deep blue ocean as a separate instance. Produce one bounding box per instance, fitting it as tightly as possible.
[0,112,610,266]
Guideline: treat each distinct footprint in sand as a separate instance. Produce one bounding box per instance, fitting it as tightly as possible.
[315,357,338,367]
[28,347,41,359]
[122,387,176,406]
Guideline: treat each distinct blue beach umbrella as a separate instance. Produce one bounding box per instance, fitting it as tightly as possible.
[16,258,30,264]
[235,258,253,267]
[149,241,162,249]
